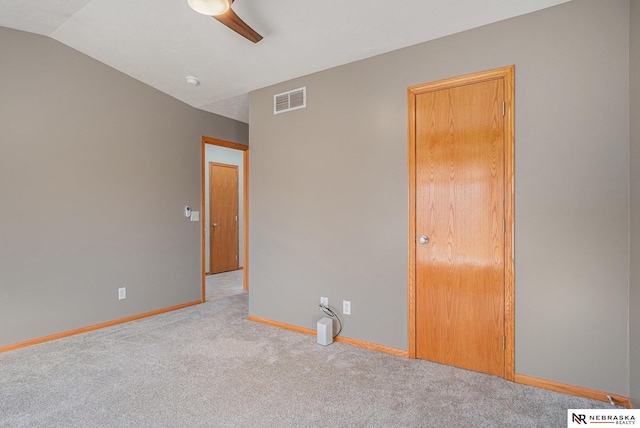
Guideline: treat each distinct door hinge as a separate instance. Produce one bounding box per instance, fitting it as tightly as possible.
[235,216,238,222]
[235,255,238,261]
[502,102,505,117]
[503,336,506,351]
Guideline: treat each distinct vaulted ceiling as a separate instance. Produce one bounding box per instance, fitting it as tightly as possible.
[0,0,570,123]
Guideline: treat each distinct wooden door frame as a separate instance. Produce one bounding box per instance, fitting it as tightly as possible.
[201,136,249,302]
[407,66,515,380]
[208,161,240,274]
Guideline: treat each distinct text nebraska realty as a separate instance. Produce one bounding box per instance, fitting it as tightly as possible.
[573,413,635,425]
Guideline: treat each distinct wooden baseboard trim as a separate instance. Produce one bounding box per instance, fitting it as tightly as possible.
[514,374,631,408]
[248,315,312,335]
[0,300,202,354]
[336,335,408,357]
[247,315,408,357]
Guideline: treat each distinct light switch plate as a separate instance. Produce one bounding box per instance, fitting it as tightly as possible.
[190,211,200,221]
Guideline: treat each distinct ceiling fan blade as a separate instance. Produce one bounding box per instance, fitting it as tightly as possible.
[213,7,263,43]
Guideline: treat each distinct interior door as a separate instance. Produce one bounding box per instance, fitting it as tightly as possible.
[209,162,239,274]
[414,77,506,376]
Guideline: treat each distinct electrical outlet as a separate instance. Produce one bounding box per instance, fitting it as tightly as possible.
[320,297,328,307]
[118,287,126,300]
[343,300,351,315]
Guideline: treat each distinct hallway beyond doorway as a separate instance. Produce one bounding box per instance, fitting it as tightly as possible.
[206,270,245,301]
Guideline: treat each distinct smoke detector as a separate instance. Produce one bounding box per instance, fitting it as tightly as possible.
[185,76,200,86]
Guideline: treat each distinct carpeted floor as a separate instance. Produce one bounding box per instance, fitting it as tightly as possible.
[0,294,620,428]
[206,269,245,301]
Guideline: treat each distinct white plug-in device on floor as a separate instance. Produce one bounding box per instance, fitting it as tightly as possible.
[317,317,333,346]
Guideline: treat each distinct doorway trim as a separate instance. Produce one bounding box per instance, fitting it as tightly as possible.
[201,136,249,302]
[407,66,515,380]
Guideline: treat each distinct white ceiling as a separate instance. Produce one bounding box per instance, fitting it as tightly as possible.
[0,0,570,123]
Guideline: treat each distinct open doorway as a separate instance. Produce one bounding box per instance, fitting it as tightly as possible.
[201,136,249,302]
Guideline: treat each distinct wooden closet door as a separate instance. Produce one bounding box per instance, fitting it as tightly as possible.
[415,78,505,376]
[209,162,239,274]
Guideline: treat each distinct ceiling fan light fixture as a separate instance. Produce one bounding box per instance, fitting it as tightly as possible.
[187,0,230,16]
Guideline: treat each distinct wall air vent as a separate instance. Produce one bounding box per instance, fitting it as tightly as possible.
[274,87,306,114]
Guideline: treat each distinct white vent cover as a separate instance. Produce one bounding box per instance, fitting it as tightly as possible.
[274,87,306,114]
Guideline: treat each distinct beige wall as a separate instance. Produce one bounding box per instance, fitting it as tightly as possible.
[0,27,248,347]
[249,0,631,396]
[630,0,640,410]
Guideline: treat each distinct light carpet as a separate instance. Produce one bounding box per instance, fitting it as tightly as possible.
[206,270,244,301]
[0,294,619,427]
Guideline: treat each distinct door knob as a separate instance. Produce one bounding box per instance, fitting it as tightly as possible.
[418,235,429,244]
[212,223,218,227]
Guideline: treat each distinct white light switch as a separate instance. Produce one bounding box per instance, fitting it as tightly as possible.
[190,211,200,222]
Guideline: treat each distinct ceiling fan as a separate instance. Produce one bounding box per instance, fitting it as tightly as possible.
[187,0,263,43]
